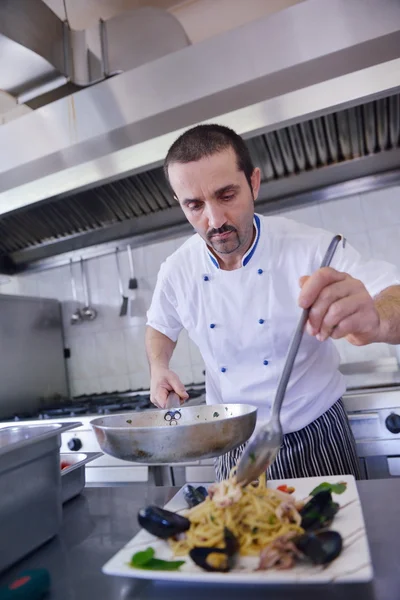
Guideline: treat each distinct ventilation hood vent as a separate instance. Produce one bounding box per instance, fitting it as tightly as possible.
[0,0,400,271]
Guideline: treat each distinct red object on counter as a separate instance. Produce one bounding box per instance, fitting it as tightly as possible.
[277,484,295,494]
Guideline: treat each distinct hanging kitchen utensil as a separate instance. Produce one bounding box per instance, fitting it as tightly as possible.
[127,244,138,290]
[236,234,346,487]
[80,258,97,321]
[115,248,129,317]
[69,259,83,325]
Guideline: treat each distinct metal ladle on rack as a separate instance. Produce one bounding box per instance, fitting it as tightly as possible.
[70,259,83,325]
[115,248,129,317]
[236,234,345,487]
[80,258,97,321]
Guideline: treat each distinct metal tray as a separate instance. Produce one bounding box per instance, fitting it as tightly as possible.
[0,422,80,573]
[60,452,102,503]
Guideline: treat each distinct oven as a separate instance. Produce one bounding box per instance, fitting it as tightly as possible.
[343,386,400,479]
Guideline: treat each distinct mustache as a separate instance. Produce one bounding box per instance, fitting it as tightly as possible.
[207,225,237,239]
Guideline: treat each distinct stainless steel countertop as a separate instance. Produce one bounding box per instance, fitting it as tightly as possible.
[0,481,399,599]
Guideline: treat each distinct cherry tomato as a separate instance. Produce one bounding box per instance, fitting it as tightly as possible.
[277,484,295,494]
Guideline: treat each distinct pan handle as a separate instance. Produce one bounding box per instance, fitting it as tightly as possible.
[165,392,181,409]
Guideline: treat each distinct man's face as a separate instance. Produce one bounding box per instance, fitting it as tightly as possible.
[168,148,261,256]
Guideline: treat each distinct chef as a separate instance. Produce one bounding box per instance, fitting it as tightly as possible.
[146,123,400,481]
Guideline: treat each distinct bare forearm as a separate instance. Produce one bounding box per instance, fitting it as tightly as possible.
[374,285,400,344]
[145,326,176,371]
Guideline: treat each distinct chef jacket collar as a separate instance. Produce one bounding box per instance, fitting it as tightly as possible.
[206,214,261,269]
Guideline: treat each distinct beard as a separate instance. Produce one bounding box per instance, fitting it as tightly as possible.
[206,224,241,254]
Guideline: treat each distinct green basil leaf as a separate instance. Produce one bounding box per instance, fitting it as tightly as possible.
[130,548,185,571]
[140,558,185,571]
[130,547,155,567]
[310,481,347,496]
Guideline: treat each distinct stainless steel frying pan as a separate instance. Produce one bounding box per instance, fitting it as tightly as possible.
[90,403,257,464]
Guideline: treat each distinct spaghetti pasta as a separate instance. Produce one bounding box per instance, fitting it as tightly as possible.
[170,472,304,557]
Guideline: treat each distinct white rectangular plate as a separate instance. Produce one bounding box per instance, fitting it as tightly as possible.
[103,475,373,584]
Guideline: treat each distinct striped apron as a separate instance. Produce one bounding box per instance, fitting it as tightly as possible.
[215,398,361,481]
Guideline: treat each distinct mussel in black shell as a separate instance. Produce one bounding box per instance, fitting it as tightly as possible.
[138,506,190,539]
[295,530,343,565]
[183,484,208,508]
[189,527,239,572]
[300,491,339,531]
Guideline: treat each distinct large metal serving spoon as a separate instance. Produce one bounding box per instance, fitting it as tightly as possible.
[80,258,97,321]
[236,234,345,487]
[70,259,83,325]
[115,248,129,317]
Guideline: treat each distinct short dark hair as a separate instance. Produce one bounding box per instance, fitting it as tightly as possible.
[164,124,255,190]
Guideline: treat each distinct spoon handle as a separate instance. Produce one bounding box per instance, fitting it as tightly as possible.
[80,258,89,306]
[271,234,345,422]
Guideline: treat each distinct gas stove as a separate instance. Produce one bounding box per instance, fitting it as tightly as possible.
[10,394,153,421]
[3,385,206,423]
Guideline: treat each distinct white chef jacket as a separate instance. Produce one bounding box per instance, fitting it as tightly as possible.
[147,214,400,433]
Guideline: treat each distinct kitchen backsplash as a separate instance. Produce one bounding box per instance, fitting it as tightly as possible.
[1,184,399,397]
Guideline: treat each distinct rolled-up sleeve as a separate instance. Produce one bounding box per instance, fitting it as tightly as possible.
[316,231,400,298]
[146,264,183,343]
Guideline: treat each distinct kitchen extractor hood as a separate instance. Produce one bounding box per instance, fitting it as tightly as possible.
[0,0,400,272]
[0,0,190,104]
